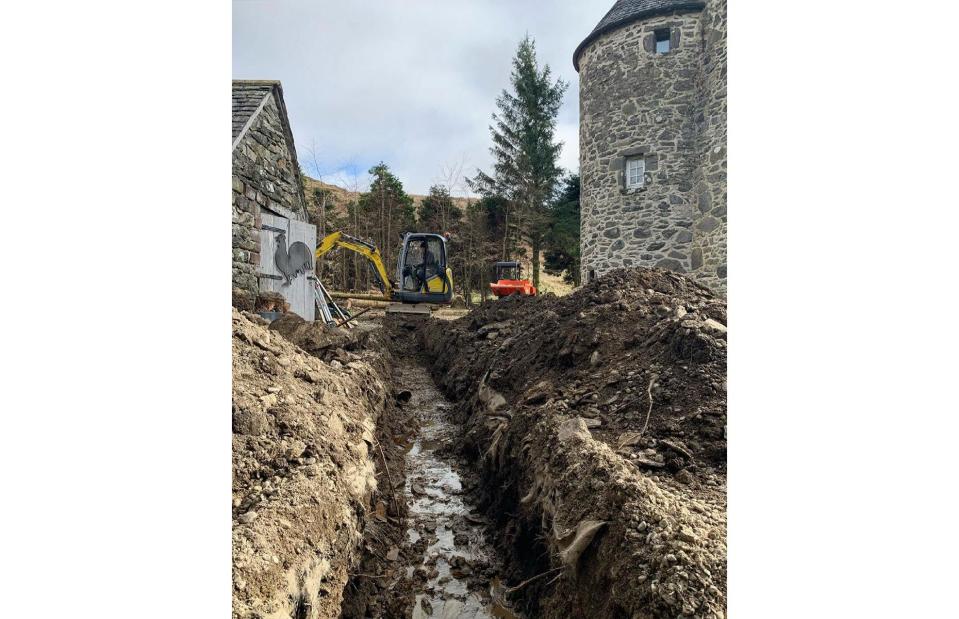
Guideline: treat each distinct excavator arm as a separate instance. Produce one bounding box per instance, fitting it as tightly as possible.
[315,231,395,299]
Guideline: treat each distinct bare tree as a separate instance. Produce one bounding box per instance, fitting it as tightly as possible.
[306,139,328,238]
[434,155,468,233]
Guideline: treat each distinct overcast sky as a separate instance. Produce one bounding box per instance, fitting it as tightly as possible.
[233,0,613,195]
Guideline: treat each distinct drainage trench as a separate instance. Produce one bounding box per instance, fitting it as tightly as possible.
[341,354,520,618]
[400,361,516,618]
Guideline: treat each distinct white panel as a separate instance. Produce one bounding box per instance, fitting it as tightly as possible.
[258,213,285,297]
[257,214,317,320]
[287,218,317,321]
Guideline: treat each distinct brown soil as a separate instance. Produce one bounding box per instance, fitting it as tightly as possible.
[267,312,368,363]
[231,309,393,618]
[231,266,726,619]
[421,268,727,618]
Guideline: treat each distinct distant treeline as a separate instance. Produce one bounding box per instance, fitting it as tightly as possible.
[305,36,580,304]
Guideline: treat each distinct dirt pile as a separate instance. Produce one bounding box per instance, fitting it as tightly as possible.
[267,312,368,364]
[422,268,727,618]
[232,309,391,619]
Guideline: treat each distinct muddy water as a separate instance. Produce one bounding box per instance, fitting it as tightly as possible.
[398,363,518,619]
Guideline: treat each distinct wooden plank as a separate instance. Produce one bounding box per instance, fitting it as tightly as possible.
[288,218,317,321]
[257,213,317,320]
[258,213,283,298]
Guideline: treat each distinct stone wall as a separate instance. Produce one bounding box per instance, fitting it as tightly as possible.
[231,93,307,308]
[578,0,727,295]
[690,0,727,293]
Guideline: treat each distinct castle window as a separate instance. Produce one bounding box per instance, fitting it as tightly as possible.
[626,157,645,189]
[655,29,671,54]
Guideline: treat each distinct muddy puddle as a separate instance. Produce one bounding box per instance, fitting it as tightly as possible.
[398,363,519,619]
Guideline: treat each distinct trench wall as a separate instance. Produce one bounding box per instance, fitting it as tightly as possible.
[231,310,391,619]
[420,287,727,619]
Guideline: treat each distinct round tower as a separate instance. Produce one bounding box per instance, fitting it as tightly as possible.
[575,0,727,293]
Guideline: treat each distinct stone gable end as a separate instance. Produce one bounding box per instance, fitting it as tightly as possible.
[232,87,309,308]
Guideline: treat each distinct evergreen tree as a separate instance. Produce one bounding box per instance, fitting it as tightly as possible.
[468,35,568,288]
[418,185,461,234]
[544,174,581,285]
[358,162,415,269]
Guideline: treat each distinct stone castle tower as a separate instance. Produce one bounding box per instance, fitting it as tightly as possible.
[575,0,727,294]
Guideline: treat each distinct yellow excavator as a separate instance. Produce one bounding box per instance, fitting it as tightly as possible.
[314,231,454,314]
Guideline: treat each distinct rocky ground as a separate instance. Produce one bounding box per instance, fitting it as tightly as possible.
[339,322,519,619]
[422,268,727,618]
[232,309,396,618]
[231,266,727,619]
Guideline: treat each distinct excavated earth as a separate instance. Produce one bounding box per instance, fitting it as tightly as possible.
[232,310,513,619]
[232,309,403,619]
[422,268,727,618]
[231,266,727,619]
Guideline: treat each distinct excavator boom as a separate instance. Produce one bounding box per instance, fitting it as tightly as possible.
[315,231,394,299]
[315,230,454,310]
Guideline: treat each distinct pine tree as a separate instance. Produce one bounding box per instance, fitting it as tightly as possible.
[544,174,581,286]
[469,35,568,288]
[358,163,415,270]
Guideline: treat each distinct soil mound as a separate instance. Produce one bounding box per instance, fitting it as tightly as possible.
[423,268,727,618]
[268,312,367,363]
[232,309,389,618]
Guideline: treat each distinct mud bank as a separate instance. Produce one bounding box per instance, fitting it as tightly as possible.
[422,268,728,618]
[232,310,395,619]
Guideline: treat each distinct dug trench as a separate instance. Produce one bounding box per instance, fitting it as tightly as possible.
[232,267,727,619]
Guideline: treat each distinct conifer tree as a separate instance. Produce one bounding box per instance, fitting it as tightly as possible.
[359,162,415,268]
[469,35,568,288]
[418,185,461,234]
[544,174,581,285]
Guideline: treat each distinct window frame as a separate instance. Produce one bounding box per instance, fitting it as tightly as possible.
[625,157,646,189]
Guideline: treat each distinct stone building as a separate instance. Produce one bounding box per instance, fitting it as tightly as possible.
[575,0,727,294]
[232,80,316,317]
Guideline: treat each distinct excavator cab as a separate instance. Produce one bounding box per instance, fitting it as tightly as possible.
[494,262,520,282]
[396,233,454,305]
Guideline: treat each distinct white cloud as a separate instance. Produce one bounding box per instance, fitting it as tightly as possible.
[233,0,610,194]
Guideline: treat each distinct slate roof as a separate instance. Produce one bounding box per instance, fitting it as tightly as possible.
[232,80,279,141]
[573,0,706,71]
[231,80,308,221]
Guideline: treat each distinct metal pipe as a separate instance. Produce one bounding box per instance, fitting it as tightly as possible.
[328,292,391,302]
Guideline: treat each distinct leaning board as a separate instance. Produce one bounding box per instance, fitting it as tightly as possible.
[258,212,316,321]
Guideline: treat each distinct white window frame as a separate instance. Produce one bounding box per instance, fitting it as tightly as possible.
[626,157,645,189]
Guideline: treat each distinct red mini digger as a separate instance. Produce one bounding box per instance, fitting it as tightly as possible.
[490,261,537,298]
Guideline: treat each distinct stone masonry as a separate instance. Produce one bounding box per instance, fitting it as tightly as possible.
[232,81,308,309]
[575,0,727,294]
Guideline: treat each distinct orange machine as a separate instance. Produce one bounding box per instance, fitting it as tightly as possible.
[490,261,537,298]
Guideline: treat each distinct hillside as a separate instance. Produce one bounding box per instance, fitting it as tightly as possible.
[301,174,577,296]
[301,174,472,218]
